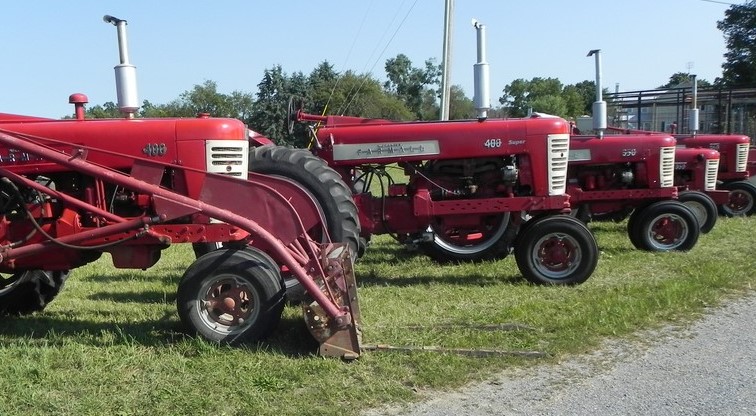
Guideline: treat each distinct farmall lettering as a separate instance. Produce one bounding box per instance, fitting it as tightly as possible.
[0,148,40,163]
[332,140,440,161]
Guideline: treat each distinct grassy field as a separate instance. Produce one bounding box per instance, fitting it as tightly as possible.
[0,216,754,415]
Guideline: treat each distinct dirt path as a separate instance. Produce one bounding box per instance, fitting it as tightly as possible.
[364,294,756,416]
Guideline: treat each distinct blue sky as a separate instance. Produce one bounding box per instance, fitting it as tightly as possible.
[0,0,738,118]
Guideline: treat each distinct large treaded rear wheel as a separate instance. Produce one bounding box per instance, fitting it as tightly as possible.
[0,270,69,315]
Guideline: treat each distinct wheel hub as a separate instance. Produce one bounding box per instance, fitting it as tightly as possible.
[203,279,253,327]
[536,234,579,275]
[650,215,686,245]
[728,190,753,214]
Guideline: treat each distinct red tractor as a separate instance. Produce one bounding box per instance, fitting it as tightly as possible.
[606,72,754,217]
[565,132,701,251]
[289,108,600,286]
[673,134,754,216]
[568,50,716,243]
[275,23,599,286]
[672,146,723,233]
[0,16,362,358]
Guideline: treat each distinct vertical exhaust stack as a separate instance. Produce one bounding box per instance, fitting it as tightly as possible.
[689,74,699,136]
[103,15,139,118]
[472,19,490,120]
[587,49,607,138]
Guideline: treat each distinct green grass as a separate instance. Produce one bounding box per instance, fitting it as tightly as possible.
[1,217,755,415]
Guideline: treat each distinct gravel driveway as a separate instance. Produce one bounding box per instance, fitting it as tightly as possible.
[365,294,756,416]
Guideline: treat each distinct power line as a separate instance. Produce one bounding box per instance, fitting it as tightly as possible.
[699,0,738,5]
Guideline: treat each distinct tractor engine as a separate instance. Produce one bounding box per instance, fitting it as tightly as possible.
[571,163,639,191]
[412,157,519,201]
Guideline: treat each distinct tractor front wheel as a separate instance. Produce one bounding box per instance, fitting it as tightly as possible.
[514,215,598,285]
[177,247,285,344]
[0,270,69,315]
[718,181,756,217]
[628,200,700,252]
[678,191,718,233]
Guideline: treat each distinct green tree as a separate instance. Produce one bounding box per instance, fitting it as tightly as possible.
[448,85,475,120]
[178,80,254,119]
[307,61,340,115]
[384,54,441,119]
[717,1,756,87]
[83,101,120,118]
[250,65,291,146]
[499,77,564,117]
[660,72,712,89]
[563,80,597,115]
[499,78,606,119]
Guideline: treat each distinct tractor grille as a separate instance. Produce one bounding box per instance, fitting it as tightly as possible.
[705,158,719,191]
[659,146,675,188]
[205,140,249,179]
[547,134,569,195]
[736,143,749,173]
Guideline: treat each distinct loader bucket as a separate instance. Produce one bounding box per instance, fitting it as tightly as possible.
[303,244,362,359]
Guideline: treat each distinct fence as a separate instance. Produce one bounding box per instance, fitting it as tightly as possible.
[604,86,756,142]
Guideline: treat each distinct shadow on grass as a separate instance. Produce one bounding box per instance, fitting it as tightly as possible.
[356,245,421,266]
[87,290,176,304]
[356,270,527,287]
[77,270,184,284]
[0,311,321,358]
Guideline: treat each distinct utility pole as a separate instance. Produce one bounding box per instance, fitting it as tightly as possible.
[440,0,454,120]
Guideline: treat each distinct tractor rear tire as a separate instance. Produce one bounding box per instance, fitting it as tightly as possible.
[718,181,756,217]
[0,270,69,315]
[514,215,598,286]
[177,247,285,344]
[193,145,361,303]
[420,213,513,262]
[678,191,718,233]
[249,145,361,256]
[628,200,700,252]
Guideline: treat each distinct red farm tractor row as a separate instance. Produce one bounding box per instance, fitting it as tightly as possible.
[0,16,738,359]
[589,50,756,219]
[283,44,713,268]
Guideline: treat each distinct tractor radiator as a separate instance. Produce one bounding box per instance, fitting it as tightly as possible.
[736,143,749,173]
[205,140,249,179]
[659,146,675,188]
[705,158,719,191]
[547,134,569,196]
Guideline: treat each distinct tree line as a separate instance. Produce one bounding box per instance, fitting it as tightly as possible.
[82,1,756,147]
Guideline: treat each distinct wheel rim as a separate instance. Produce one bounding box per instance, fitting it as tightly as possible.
[682,201,708,228]
[196,275,260,336]
[646,213,689,250]
[530,232,582,279]
[431,214,510,255]
[725,189,754,216]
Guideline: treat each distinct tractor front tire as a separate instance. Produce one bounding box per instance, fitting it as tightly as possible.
[628,200,700,252]
[718,181,756,217]
[249,145,361,256]
[678,191,718,233]
[514,215,598,286]
[177,248,285,344]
